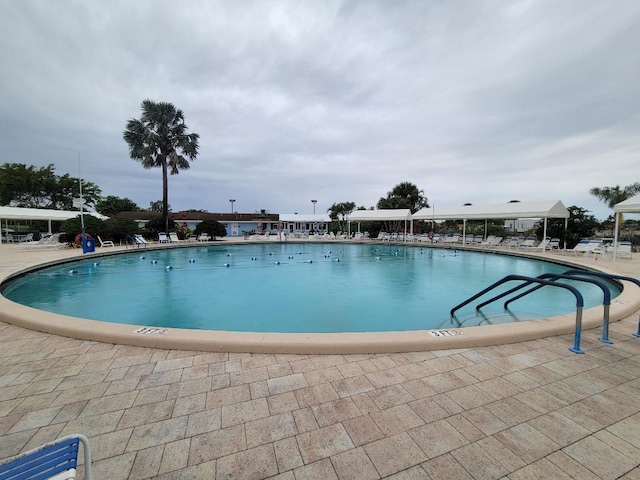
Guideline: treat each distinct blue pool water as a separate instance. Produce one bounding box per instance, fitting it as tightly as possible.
[2,243,618,333]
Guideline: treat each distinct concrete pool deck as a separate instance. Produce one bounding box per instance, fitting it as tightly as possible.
[1,240,640,355]
[1,240,639,478]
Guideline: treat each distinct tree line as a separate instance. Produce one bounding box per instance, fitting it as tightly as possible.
[1,99,638,247]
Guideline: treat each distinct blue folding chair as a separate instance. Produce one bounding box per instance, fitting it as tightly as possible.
[0,434,92,480]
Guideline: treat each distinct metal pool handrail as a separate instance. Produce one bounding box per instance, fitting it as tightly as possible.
[561,270,640,339]
[478,273,611,343]
[449,275,586,354]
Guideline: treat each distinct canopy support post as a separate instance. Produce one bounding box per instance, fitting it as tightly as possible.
[613,212,620,261]
[463,219,467,244]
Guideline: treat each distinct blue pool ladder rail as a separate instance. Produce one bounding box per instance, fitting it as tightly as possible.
[561,270,640,339]
[449,274,586,354]
[450,270,640,354]
[475,272,612,344]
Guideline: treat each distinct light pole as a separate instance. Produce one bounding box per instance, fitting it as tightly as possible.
[311,199,317,214]
[229,199,235,214]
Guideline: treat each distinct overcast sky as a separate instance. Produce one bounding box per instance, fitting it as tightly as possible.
[1,1,639,220]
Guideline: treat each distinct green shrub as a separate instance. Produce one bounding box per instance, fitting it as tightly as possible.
[103,217,138,243]
[143,217,177,239]
[60,215,140,244]
[60,215,105,243]
[194,219,226,239]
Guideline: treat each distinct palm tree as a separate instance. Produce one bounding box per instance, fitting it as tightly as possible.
[589,183,640,210]
[377,181,428,213]
[590,183,640,236]
[327,202,356,232]
[123,100,200,233]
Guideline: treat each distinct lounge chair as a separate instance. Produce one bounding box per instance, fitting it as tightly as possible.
[5,233,32,242]
[158,232,170,243]
[566,239,601,256]
[0,433,92,479]
[535,238,551,251]
[197,233,212,241]
[612,241,633,259]
[471,235,480,244]
[480,235,495,246]
[505,237,521,250]
[97,235,115,247]
[548,238,561,251]
[489,236,503,247]
[518,237,537,249]
[18,233,64,249]
[580,240,603,257]
[133,234,149,248]
[169,232,184,243]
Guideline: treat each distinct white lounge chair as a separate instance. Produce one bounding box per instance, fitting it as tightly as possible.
[566,239,601,256]
[612,241,633,259]
[489,236,503,247]
[548,238,561,251]
[97,235,115,247]
[505,237,522,250]
[480,235,495,246]
[133,234,149,247]
[18,233,64,249]
[535,239,551,251]
[158,232,170,243]
[169,232,184,243]
[518,237,537,249]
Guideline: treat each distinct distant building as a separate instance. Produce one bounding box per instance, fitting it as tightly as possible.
[278,214,331,235]
[116,210,280,237]
[504,219,538,233]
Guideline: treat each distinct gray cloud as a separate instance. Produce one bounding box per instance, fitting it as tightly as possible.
[1,0,639,219]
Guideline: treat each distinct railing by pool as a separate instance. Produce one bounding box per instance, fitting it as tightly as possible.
[450,271,640,354]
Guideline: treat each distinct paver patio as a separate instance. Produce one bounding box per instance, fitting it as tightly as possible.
[1,243,639,479]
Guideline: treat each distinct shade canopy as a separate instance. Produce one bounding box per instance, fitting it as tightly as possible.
[348,209,412,222]
[412,200,570,221]
[612,194,640,260]
[0,206,108,221]
[614,194,640,213]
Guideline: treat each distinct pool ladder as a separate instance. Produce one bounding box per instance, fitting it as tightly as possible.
[449,270,640,354]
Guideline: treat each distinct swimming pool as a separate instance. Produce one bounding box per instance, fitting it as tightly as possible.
[1,243,617,333]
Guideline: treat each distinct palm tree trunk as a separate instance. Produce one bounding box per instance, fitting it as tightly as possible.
[162,159,169,233]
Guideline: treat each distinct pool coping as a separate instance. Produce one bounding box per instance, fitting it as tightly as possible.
[1,241,639,354]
